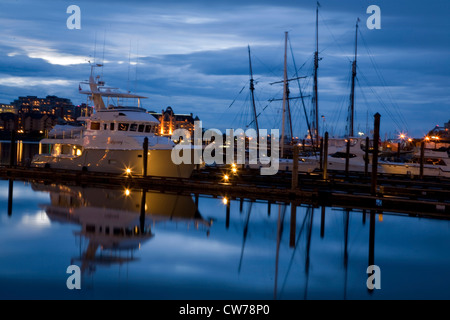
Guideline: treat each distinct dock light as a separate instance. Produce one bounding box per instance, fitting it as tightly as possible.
[425,136,430,141]
[231,167,237,174]
[125,168,132,175]
[222,197,228,205]
[223,174,229,182]
[124,189,131,196]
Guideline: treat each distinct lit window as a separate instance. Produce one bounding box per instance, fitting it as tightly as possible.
[118,123,129,131]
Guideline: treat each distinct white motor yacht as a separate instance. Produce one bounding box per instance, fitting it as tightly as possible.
[31,65,195,178]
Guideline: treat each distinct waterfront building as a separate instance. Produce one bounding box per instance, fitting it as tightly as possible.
[0,104,17,114]
[149,106,199,137]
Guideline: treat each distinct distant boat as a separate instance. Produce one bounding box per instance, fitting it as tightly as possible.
[31,64,195,178]
[318,137,450,178]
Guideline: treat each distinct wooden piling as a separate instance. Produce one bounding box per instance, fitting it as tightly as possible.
[289,203,297,248]
[322,132,328,180]
[7,179,13,217]
[9,130,16,168]
[371,113,381,196]
[140,189,147,233]
[292,145,299,189]
[320,206,325,238]
[226,200,230,229]
[420,141,425,179]
[319,138,324,171]
[368,210,376,287]
[364,137,370,177]
[143,137,149,177]
[345,138,351,176]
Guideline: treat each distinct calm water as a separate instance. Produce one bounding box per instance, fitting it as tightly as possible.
[1,178,450,300]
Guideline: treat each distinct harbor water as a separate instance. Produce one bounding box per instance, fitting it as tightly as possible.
[1,177,450,300]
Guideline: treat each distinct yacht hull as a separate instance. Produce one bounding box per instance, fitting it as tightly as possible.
[32,148,195,178]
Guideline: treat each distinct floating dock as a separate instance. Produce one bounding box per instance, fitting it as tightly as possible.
[1,165,449,219]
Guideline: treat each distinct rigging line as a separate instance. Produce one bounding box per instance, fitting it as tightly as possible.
[127,40,132,93]
[330,65,352,136]
[253,51,284,80]
[356,77,375,119]
[288,37,314,145]
[357,68,404,132]
[134,40,139,94]
[101,30,106,79]
[227,84,247,109]
[228,92,249,128]
[358,30,409,131]
[319,11,353,63]
[279,208,311,295]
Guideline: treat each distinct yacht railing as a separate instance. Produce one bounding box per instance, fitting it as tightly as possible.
[47,129,84,140]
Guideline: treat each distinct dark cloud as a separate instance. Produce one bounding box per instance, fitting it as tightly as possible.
[0,0,448,136]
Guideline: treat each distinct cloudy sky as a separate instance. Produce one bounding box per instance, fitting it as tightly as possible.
[0,0,449,138]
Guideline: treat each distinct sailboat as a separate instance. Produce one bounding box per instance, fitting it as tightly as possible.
[31,64,196,178]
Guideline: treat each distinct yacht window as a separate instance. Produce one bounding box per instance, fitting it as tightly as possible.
[145,125,152,133]
[331,152,357,158]
[86,225,95,233]
[91,122,100,130]
[118,123,129,131]
[113,228,124,236]
[104,124,108,130]
[425,158,446,166]
[110,123,115,131]
[130,123,138,132]
[138,124,145,132]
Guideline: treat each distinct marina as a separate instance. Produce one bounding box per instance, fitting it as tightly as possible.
[1,0,450,303]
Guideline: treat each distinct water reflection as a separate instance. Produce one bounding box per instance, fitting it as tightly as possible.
[2,180,450,300]
[0,141,41,166]
[31,183,211,275]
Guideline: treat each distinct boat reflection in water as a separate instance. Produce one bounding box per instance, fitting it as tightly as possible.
[31,183,211,275]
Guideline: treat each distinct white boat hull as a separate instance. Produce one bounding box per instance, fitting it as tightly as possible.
[32,148,195,178]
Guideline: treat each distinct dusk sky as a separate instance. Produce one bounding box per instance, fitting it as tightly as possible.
[0,0,449,138]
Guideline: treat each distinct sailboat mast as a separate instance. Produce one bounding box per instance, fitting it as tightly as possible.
[248,45,260,142]
[281,31,288,158]
[313,2,320,146]
[349,18,359,137]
